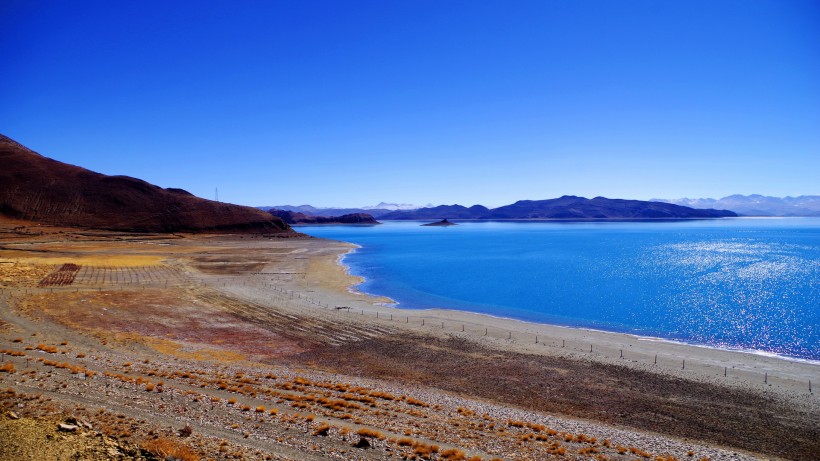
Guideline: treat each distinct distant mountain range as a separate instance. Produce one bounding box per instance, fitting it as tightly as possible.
[0,134,292,233]
[362,202,429,211]
[652,195,820,217]
[266,196,736,220]
[260,202,436,218]
[269,210,379,225]
[260,205,398,219]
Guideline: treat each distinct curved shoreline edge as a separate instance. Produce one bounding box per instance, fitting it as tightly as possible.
[316,238,819,401]
[334,240,820,365]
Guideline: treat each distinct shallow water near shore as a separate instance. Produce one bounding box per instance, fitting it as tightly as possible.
[299,218,820,361]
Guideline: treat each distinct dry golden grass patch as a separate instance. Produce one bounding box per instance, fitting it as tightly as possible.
[312,422,332,436]
[143,336,247,362]
[0,349,25,357]
[40,358,96,376]
[439,448,468,460]
[13,253,162,268]
[355,427,386,440]
[141,437,199,461]
[35,343,59,353]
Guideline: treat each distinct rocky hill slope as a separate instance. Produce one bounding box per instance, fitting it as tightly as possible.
[0,135,292,233]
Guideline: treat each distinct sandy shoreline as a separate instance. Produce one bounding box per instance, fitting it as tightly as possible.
[284,237,819,406]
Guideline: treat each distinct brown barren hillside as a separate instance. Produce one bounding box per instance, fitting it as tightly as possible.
[0,135,292,233]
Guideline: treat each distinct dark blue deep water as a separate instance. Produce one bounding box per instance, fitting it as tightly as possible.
[300,219,820,361]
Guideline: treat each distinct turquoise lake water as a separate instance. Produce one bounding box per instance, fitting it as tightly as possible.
[299,219,820,361]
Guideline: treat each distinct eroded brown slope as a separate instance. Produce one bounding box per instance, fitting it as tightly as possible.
[0,134,291,233]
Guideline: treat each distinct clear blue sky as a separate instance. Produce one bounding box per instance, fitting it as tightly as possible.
[2,1,818,208]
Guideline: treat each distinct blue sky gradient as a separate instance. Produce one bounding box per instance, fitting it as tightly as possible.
[2,1,818,207]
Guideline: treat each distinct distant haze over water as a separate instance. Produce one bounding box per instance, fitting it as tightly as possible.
[653,195,820,217]
[300,219,820,361]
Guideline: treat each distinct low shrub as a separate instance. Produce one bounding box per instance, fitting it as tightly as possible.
[439,448,467,460]
[35,344,58,353]
[355,428,385,440]
[313,423,331,436]
[142,437,198,461]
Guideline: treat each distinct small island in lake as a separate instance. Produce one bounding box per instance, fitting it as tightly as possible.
[422,218,457,226]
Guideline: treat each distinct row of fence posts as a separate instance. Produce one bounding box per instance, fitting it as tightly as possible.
[200,278,815,396]
[316,303,815,394]
[10,280,813,395]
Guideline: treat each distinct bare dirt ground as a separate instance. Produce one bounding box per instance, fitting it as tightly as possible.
[0,220,818,461]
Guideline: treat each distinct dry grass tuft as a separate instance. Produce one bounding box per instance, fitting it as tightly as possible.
[629,446,652,458]
[355,428,386,440]
[439,447,467,460]
[142,437,199,461]
[313,422,332,436]
[35,344,59,353]
[403,396,429,407]
[0,349,25,357]
[0,362,16,373]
